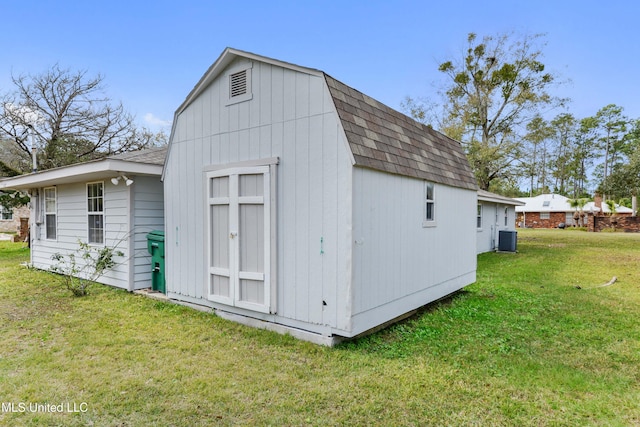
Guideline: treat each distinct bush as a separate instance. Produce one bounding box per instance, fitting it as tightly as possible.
[50,240,123,296]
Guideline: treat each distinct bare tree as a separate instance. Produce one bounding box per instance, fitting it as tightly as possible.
[0,64,160,172]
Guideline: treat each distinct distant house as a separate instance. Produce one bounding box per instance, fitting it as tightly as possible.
[0,148,166,290]
[0,200,29,233]
[476,190,524,253]
[162,48,478,345]
[515,193,633,229]
[582,199,633,216]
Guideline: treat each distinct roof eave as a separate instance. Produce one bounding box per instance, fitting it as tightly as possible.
[175,47,323,118]
[477,189,525,205]
[164,48,325,181]
[478,195,525,206]
[0,159,162,190]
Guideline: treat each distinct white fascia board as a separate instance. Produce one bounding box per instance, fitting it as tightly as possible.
[477,195,525,206]
[164,47,326,181]
[176,47,324,117]
[227,48,324,76]
[0,160,162,190]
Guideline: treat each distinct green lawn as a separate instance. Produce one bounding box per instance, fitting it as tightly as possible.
[1,229,639,426]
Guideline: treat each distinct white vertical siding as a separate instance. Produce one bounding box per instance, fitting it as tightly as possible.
[165,58,353,332]
[131,176,165,290]
[351,168,477,336]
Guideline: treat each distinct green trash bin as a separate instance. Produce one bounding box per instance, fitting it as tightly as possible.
[146,230,166,293]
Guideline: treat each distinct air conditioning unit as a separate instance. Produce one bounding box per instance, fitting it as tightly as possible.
[498,230,517,252]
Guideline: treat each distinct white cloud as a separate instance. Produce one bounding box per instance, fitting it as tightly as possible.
[143,113,171,128]
[4,103,42,125]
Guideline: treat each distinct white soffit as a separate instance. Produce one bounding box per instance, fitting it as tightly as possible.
[0,159,163,190]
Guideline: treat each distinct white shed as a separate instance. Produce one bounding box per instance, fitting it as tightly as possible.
[476,190,525,254]
[163,48,478,344]
[0,148,166,290]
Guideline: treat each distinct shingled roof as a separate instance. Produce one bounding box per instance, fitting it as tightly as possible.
[169,47,477,191]
[107,146,167,165]
[324,75,477,191]
[0,147,167,190]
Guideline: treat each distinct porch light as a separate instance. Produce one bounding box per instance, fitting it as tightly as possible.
[111,175,134,186]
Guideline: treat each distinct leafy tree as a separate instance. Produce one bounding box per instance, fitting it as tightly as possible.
[433,32,564,190]
[622,118,640,160]
[600,147,640,199]
[549,113,578,195]
[595,104,629,183]
[0,138,31,211]
[522,115,553,195]
[568,197,589,226]
[0,64,163,172]
[0,137,27,176]
[0,190,30,212]
[571,116,599,197]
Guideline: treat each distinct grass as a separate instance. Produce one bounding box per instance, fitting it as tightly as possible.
[0,229,639,426]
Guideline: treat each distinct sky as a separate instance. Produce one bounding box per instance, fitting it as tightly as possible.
[2,0,639,135]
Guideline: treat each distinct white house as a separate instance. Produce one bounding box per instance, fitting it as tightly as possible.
[163,48,478,345]
[0,147,166,290]
[476,190,524,254]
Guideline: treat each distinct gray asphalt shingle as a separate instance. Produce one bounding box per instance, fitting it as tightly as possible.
[324,74,477,191]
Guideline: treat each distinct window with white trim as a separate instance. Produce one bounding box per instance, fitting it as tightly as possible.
[477,204,483,229]
[540,212,550,220]
[423,182,435,225]
[504,206,508,226]
[44,187,57,240]
[0,205,12,220]
[87,182,104,244]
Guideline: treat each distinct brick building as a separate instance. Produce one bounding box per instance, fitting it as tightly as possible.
[515,194,633,229]
[0,204,29,233]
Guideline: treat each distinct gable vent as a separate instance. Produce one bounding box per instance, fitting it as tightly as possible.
[230,70,247,98]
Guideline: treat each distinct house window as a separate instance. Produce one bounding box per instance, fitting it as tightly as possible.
[423,182,435,226]
[477,204,483,229]
[87,182,104,244]
[540,212,550,220]
[44,187,57,240]
[225,63,253,105]
[566,212,574,225]
[0,205,12,220]
[504,207,509,226]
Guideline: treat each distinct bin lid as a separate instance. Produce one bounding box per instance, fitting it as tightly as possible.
[147,230,165,241]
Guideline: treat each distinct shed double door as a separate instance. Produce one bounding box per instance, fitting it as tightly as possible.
[207,166,271,313]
